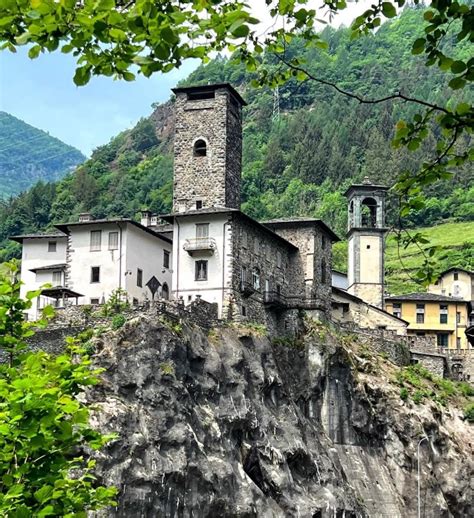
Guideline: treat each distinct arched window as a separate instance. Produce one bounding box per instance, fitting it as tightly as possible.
[193,139,207,157]
[321,258,327,285]
[361,197,377,227]
[252,268,260,290]
[349,200,354,227]
[161,283,169,300]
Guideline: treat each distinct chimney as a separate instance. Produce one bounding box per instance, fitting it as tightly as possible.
[141,210,151,227]
[79,213,92,222]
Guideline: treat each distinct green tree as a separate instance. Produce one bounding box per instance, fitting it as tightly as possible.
[0,262,116,516]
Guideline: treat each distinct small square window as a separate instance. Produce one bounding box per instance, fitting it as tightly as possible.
[454,272,458,281]
[52,271,62,286]
[90,298,100,305]
[366,245,371,249]
[416,313,424,324]
[137,268,143,287]
[163,250,170,269]
[196,200,203,210]
[48,241,57,252]
[90,267,100,283]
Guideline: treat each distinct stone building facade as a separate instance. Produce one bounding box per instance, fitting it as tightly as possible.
[165,83,340,333]
[172,84,245,212]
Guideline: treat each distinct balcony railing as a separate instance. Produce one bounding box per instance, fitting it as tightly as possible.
[263,291,287,309]
[183,237,217,255]
[240,280,255,297]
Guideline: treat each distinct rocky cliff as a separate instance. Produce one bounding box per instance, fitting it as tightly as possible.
[86,315,473,517]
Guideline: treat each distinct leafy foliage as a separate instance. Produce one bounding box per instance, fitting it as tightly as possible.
[0,112,85,198]
[0,262,117,516]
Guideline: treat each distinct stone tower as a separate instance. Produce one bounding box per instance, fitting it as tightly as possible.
[345,177,389,308]
[172,83,246,212]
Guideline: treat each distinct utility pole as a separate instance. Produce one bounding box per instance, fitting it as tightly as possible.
[272,85,280,122]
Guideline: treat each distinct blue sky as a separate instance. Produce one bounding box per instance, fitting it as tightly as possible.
[0,48,197,156]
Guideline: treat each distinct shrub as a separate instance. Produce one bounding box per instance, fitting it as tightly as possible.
[159,362,175,376]
[400,387,409,401]
[112,314,126,329]
[463,403,474,423]
[100,288,129,316]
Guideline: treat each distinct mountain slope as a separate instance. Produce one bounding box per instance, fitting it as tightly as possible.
[332,221,474,294]
[0,6,472,282]
[0,112,85,198]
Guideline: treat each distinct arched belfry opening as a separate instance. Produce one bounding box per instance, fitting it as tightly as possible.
[193,139,207,157]
[361,197,377,227]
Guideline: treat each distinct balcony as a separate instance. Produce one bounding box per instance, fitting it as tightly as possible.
[264,291,287,309]
[183,237,217,256]
[240,280,255,297]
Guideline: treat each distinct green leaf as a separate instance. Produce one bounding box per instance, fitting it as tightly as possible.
[73,66,91,86]
[34,485,53,503]
[450,60,466,74]
[456,102,471,115]
[411,38,425,55]
[448,77,466,90]
[381,2,397,18]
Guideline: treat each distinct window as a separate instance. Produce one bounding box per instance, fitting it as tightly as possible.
[253,238,259,255]
[90,266,100,283]
[440,304,448,324]
[392,302,402,319]
[196,200,203,209]
[454,272,458,281]
[360,197,377,227]
[241,266,247,285]
[366,245,371,249]
[321,235,326,250]
[52,270,62,286]
[196,223,209,239]
[252,268,260,290]
[193,139,207,157]
[321,258,327,285]
[416,303,425,324]
[162,283,169,299]
[195,260,208,281]
[90,230,102,251]
[163,250,170,269]
[90,298,100,305]
[241,305,247,317]
[456,312,461,324]
[187,90,215,101]
[437,333,449,348]
[137,268,143,287]
[133,298,139,305]
[188,295,192,303]
[456,337,461,349]
[108,231,118,250]
[48,241,57,252]
[276,251,282,268]
[241,230,248,248]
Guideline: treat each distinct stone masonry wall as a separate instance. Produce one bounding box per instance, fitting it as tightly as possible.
[173,88,242,212]
[226,214,299,334]
[411,352,447,378]
[266,224,332,311]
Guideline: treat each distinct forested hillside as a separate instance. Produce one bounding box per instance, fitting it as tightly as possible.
[0,112,85,198]
[0,7,472,282]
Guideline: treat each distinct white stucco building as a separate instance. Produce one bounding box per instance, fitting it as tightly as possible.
[12,215,172,320]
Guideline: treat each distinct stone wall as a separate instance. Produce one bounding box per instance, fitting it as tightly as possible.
[173,87,242,212]
[264,223,333,311]
[411,352,447,378]
[226,214,300,334]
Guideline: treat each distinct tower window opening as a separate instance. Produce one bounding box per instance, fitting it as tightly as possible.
[193,139,207,157]
[187,91,215,101]
[361,197,377,227]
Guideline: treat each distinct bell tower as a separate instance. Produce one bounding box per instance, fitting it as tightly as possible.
[172,83,246,213]
[345,177,389,308]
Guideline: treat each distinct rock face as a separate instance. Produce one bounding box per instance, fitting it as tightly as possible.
[88,316,473,517]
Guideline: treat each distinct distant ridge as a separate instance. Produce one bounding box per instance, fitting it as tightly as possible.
[0,112,85,198]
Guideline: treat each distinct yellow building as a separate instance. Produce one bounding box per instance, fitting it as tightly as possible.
[385,293,470,350]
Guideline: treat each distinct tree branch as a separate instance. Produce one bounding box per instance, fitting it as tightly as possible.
[274,54,454,116]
